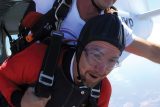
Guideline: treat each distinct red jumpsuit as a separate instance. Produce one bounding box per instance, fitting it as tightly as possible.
[0,43,111,107]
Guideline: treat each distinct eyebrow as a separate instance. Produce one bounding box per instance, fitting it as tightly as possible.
[89,47,105,56]
[86,45,120,58]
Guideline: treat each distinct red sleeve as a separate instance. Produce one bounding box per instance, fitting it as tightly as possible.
[0,43,47,106]
[98,77,112,107]
[0,74,17,106]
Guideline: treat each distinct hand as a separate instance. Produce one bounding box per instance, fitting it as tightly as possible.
[21,87,51,107]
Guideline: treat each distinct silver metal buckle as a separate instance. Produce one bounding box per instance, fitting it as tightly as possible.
[39,71,54,86]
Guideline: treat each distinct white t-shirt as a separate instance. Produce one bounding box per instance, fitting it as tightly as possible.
[33,0,135,47]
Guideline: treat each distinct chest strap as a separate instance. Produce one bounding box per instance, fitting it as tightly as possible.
[34,0,72,98]
[35,31,63,98]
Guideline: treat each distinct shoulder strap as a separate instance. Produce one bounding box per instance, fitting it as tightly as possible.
[34,0,72,98]
[10,0,72,55]
[30,0,72,41]
[89,82,101,107]
[35,31,64,97]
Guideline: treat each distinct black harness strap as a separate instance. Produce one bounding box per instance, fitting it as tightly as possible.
[9,0,72,55]
[31,0,72,41]
[34,0,72,98]
[35,32,64,97]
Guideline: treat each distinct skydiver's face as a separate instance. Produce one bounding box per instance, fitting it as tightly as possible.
[75,41,120,87]
[94,0,117,9]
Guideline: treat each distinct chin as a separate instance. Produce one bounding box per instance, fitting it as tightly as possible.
[83,81,100,88]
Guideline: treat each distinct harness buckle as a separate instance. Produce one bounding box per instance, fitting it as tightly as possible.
[91,89,100,99]
[38,71,54,86]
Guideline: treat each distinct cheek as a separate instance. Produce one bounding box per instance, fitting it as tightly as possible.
[105,68,113,75]
[79,54,91,74]
[106,70,111,75]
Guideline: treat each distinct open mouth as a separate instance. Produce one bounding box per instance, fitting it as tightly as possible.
[89,74,98,79]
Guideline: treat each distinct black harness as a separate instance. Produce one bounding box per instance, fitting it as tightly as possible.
[43,47,101,107]
[46,69,101,107]
[2,0,102,106]
[5,0,72,55]
[34,38,101,107]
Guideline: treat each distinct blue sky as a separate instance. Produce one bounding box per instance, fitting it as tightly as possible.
[109,0,160,107]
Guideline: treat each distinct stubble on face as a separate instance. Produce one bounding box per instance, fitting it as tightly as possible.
[73,52,103,88]
[78,53,107,88]
[80,72,106,87]
[75,41,120,88]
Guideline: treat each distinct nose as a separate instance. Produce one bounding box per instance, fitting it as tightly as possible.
[93,62,114,75]
[94,63,107,75]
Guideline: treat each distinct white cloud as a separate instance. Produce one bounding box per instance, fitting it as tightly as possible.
[140,101,152,107]
[110,73,125,81]
[140,96,160,107]
[123,102,134,107]
[109,69,126,81]
[108,69,131,87]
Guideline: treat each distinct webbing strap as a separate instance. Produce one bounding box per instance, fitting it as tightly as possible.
[35,31,64,97]
[31,0,72,40]
[34,0,72,98]
[9,0,72,55]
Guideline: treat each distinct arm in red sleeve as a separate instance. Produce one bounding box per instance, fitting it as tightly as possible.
[0,74,18,107]
[0,43,47,106]
[98,77,112,107]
